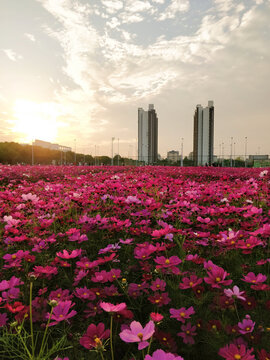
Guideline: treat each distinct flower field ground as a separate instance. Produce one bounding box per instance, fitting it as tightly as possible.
[0,165,269,360]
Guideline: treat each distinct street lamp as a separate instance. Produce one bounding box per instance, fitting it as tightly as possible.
[245,137,247,167]
[222,142,224,167]
[74,139,76,165]
[111,137,115,166]
[181,138,184,167]
[117,138,120,166]
[230,137,233,167]
[32,139,34,166]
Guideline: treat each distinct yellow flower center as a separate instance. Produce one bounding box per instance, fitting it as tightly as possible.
[189,282,194,286]
[186,330,190,334]
[137,333,143,340]
[180,312,185,317]
[234,355,241,360]
[162,337,167,341]
[246,327,250,331]
[216,277,221,282]
[165,259,170,264]
[12,255,17,259]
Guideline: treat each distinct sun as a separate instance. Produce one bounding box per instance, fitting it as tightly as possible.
[12,99,61,143]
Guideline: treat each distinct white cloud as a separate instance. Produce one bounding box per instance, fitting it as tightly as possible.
[24,33,36,42]
[158,0,189,20]
[102,0,123,14]
[2,49,22,61]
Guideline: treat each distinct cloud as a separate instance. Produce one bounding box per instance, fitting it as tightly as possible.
[24,33,36,42]
[158,0,190,20]
[2,49,22,61]
[34,0,269,154]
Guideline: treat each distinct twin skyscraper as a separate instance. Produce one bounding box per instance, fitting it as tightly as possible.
[138,101,214,166]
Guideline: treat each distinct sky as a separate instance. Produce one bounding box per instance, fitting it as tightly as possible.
[0,0,269,159]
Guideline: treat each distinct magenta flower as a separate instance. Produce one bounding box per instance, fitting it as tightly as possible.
[150,278,166,291]
[145,349,184,360]
[219,343,255,360]
[119,320,155,350]
[204,265,232,289]
[0,313,8,327]
[177,322,197,344]
[80,323,110,349]
[100,301,127,313]
[179,275,203,289]
[150,312,164,323]
[47,300,77,326]
[56,249,82,259]
[224,286,246,301]
[238,315,255,334]
[170,307,195,323]
[242,272,267,284]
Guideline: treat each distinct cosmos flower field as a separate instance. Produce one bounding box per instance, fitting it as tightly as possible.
[0,165,269,360]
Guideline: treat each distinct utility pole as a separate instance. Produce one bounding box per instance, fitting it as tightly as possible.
[222,142,224,167]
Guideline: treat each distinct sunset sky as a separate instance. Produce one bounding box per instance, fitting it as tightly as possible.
[0,0,269,158]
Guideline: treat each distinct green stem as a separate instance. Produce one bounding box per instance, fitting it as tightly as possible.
[39,306,53,358]
[234,301,240,322]
[110,315,114,360]
[147,336,153,355]
[99,351,105,360]
[29,281,35,358]
[17,328,33,359]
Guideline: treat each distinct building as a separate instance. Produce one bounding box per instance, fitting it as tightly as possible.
[138,104,158,164]
[167,150,180,163]
[34,139,71,152]
[193,101,214,166]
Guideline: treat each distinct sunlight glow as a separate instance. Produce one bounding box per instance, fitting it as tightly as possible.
[12,99,62,143]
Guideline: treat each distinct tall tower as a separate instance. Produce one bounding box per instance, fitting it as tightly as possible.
[193,100,214,166]
[138,104,158,164]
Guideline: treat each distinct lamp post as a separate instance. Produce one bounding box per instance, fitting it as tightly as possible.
[117,138,120,166]
[233,142,236,167]
[222,142,224,167]
[245,137,247,167]
[181,138,184,167]
[74,139,76,165]
[111,137,115,166]
[32,139,34,166]
[230,137,233,167]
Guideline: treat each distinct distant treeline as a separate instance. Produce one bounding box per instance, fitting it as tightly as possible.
[0,142,135,165]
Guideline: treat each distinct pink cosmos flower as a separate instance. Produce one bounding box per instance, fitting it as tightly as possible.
[47,300,77,326]
[0,313,8,327]
[179,275,203,289]
[56,249,82,259]
[74,287,96,301]
[100,301,127,313]
[169,307,195,323]
[33,265,58,279]
[224,286,246,301]
[177,322,197,344]
[242,272,267,284]
[148,292,171,307]
[119,320,155,350]
[218,343,255,360]
[204,265,232,289]
[150,278,166,291]
[145,349,184,360]
[150,312,164,323]
[238,315,255,334]
[154,256,182,275]
[80,323,110,349]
